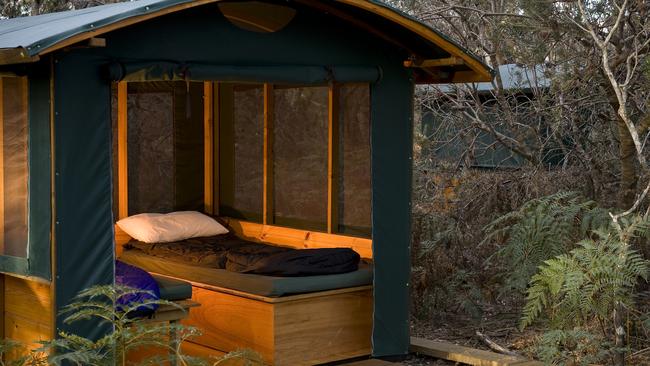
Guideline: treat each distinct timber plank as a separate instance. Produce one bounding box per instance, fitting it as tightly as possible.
[410,337,543,366]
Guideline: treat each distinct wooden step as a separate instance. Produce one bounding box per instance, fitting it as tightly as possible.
[410,337,543,366]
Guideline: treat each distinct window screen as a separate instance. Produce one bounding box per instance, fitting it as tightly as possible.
[218,83,264,221]
[112,81,204,217]
[273,86,328,231]
[127,85,175,214]
[0,77,29,257]
[338,84,371,237]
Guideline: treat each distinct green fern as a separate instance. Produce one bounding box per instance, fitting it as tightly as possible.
[483,191,610,293]
[520,217,650,331]
[4,285,262,366]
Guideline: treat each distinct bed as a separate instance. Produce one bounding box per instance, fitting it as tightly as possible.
[115,220,374,366]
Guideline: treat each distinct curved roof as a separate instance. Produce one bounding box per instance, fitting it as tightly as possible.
[0,0,493,83]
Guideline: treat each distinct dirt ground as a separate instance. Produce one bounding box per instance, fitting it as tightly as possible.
[407,314,650,366]
[405,310,541,366]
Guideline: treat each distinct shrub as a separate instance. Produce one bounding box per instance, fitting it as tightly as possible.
[1,285,262,366]
[483,191,610,293]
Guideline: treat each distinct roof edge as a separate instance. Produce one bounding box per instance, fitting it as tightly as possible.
[0,0,493,83]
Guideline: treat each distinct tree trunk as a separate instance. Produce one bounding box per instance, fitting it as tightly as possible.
[617,117,638,208]
[613,303,626,366]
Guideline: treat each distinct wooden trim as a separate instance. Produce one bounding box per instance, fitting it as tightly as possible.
[86,38,106,48]
[404,56,465,68]
[213,82,220,215]
[0,78,4,255]
[203,82,214,214]
[0,0,491,82]
[0,48,39,66]
[117,82,128,219]
[327,85,339,234]
[49,57,57,339]
[224,218,373,259]
[338,0,492,81]
[262,83,274,225]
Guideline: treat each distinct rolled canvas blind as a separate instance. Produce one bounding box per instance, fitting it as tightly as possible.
[107,62,382,84]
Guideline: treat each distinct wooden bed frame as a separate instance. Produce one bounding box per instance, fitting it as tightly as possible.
[115,220,374,365]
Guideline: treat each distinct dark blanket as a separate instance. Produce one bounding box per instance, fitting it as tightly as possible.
[125,234,360,276]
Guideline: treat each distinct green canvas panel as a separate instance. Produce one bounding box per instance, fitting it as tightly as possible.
[52,2,414,355]
[54,52,114,339]
[27,63,52,279]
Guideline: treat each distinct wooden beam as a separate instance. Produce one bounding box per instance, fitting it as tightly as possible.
[0,78,4,255]
[117,82,128,220]
[404,56,465,68]
[0,48,39,66]
[49,57,57,338]
[339,0,493,82]
[86,37,106,48]
[203,82,214,215]
[410,337,543,366]
[213,82,220,215]
[327,85,340,234]
[262,84,274,225]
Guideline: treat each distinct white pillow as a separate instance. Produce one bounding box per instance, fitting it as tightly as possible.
[116,211,229,243]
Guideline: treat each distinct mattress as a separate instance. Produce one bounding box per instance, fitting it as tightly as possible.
[120,249,373,297]
[152,275,193,301]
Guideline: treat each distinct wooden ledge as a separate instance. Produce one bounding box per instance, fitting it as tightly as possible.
[410,337,543,366]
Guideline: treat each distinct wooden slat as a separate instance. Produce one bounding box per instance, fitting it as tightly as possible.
[182,286,276,363]
[0,78,4,255]
[274,288,373,365]
[50,59,57,338]
[213,82,220,215]
[117,81,128,219]
[0,48,39,66]
[4,276,53,325]
[404,57,465,68]
[224,218,373,258]
[327,84,340,234]
[203,82,214,215]
[262,83,274,225]
[410,337,543,366]
[4,277,53,360]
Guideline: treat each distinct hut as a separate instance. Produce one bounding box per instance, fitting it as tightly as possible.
[0,0,492,364]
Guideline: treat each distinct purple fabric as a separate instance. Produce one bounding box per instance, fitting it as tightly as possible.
[115,260,160,313]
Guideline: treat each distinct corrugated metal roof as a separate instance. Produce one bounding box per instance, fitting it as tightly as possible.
[0,0,196,54]
[0,0,493,83]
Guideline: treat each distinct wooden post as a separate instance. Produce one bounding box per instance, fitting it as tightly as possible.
[213,83,220,215]
[117,82,128,219]
[203,82,214,215]
[0,78,4,254]
[263,84,274,225]
[327,84,340,234]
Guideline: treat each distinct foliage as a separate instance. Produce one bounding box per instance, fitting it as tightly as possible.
[534,329,611,366]
[483,191,610,293]
[1,285,262,366]
[520,216,650,330]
